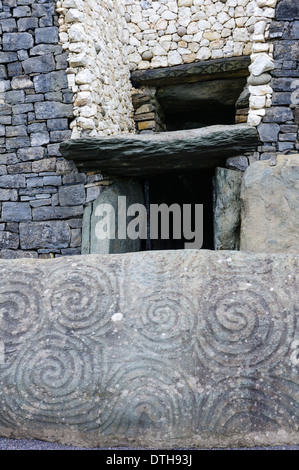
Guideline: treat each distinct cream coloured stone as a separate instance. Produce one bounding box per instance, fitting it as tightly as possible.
[155,18,168,30]
[68,52,87,67]
[247,112,262,126]
[248,84,273,96]
[75,69,93,85]
[178,0,193,6]
[249,94,266,109]
[168,50,183,65]
[64,8,82,23]
[68,23,86,42]
[186,22,199,35]
[161,10,177,20]
[196,47,212,60]
[252,43,270,53]
[249,53,274,76]
[198,19,210,30]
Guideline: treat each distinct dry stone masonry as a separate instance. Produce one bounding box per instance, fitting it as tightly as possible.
[0,0,298,257]
[0,0,299,450]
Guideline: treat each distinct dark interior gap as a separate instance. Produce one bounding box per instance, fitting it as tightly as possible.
[141,169,215,251]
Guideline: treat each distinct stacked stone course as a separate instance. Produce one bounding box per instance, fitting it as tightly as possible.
[256,0,299,160]
[0,0,298,258]
[0,0,108,259]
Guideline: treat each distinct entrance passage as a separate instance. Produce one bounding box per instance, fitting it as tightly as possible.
[143,169,215,251]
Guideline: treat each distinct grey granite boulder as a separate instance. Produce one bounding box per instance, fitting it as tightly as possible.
[0,250,299,448]
[240,154,299,253]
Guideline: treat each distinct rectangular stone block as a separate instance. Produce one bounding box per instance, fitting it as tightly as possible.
[0,231,19,249]
[58,184,85,206]
[213,167,243,250]
[34,101,73,120]
[0,174,26,188]
[2,201,31,222]
[0,250,299,449]
[19,220,70,249]
[35,27,58,44]
[32,205,83,221]
[22,55,56,74]
[2,32,33,51]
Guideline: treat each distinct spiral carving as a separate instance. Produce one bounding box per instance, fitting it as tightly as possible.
[133,292,197,356]
[48,263,118,337]
[0,269,43,366]
[100,358,196,436]
[197,277,293,372]
[197,376,299,434]
[1,332,100,430]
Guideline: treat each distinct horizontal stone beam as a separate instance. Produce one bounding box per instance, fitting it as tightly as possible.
[130,56,251,88]
[0,250,299,448]
[59,124,260,177]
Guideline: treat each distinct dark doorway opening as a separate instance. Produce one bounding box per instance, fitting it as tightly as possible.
[155,77,247,131]
[143,169,215,251]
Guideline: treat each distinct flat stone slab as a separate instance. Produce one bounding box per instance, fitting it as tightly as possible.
[131,56,251,87]
[213,167,243,250]
[240,154,299,253]
[0,250,299,448]
[59,124,260,177]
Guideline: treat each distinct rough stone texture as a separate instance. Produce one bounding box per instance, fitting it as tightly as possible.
[82,180,145,255]
[57,0,134,138]
[60,124,260,177]
[1,250,299,448]
[240,154,299,253]
[256,4,299,158]
[213,167,243,250]
[0,0,108,259]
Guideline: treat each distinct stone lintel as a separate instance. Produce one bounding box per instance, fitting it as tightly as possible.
[59,124,260,177]
[130,56,251,88]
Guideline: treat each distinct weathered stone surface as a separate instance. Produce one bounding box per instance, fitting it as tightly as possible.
[60,124,260,177]
[35,101,73,120]
[131,56,251,87]
[2,202,31,222]
[2,32,33,51]
[82,180,145,255]
[156,78,246,112]
[276,0,299,20]
[240,154,299,253]
[19,221,70,249]
[0,250,299,448]
[213,168,243,250]
[58,184,85,206]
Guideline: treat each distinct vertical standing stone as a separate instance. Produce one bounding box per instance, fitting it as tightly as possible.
[82,180,145,255]
[213,167,243,250]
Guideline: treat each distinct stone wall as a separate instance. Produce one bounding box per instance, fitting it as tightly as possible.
[256,0,299,160]
[124,0,278,129]
[0,0,110,260]
[0,0,298,258]
[57,0,135,138]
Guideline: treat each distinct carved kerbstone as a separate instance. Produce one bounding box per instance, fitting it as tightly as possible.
[0,250,299,448]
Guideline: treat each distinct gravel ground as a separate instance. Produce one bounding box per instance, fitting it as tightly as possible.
[0,437,298,450]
